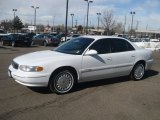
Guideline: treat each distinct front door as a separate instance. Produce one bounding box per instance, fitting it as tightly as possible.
[81,39,115,82]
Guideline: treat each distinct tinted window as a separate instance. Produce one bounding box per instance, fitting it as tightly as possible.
[126,41,135,51]
[55,37,94,55]
[111,38,134,53]
[89,39,111,54]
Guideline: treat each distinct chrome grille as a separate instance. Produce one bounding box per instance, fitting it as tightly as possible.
[12,61,19,69]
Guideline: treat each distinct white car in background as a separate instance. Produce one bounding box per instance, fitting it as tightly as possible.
[8,36,153,94]
[61,34,81,42]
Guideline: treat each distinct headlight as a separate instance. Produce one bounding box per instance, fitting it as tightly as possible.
[19,65,43,72]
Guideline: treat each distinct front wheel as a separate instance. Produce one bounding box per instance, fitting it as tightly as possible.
[49,70,75,94]
[131,63,145,80]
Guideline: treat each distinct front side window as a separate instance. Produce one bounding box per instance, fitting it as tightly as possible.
[54,37,94,55]
[89,39,111,54]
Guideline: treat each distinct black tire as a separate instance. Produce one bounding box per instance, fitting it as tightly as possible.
[49,70,75,94]
[11,41,16,47]
[131,63,145,81]
[26,43,31,47]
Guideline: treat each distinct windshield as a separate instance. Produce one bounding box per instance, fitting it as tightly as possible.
[54,37,94,55]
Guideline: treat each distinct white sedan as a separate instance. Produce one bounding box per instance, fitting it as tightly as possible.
[8,36,153,94]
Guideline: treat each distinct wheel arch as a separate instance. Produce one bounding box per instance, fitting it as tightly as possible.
[131,60,146,74]
[48,66,79,85]
[134,60,146,68]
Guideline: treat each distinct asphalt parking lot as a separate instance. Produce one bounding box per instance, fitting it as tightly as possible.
[0,46,160,120]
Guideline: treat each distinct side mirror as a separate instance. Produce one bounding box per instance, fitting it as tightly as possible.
[85,49,98,55]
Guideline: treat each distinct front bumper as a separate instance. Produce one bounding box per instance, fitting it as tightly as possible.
[8,65,50,87]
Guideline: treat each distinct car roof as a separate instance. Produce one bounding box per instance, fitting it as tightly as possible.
[80,35,141,50]
[80,35,126,40]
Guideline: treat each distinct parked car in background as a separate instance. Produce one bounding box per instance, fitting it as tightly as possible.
[1,33,32,47]
[129,38,150,42]
[31,34,60,46]
[0,29,8,41]
[0,34,8,42]
[25,32,36,40]
[8,36,153,94]
[50,32,58,36]
[114,34,129,39]
[61,34,81,42]
[130,38,142,42]
[56,33,65,40]
[49,33,65,45]
[150,39,160,42]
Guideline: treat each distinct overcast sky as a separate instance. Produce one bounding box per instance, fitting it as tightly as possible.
[0,0,160,30]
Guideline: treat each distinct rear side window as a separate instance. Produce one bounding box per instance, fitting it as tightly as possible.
[126,41,135,51]
[110,38,135,53]
[89,39,111,54]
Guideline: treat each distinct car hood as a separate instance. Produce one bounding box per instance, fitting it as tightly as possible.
[13,50,73,65]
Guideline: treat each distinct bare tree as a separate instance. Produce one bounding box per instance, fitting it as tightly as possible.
[36,24,45,33]
[114,22,123,34]
[0,19,13,31]
[101,10,116,35]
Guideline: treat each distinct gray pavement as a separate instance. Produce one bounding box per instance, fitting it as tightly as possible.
[0,46,160,120]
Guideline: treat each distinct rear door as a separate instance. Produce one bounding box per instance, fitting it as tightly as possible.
[109,38,136,76]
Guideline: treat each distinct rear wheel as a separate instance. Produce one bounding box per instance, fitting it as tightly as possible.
[49,70,75,94]
[131,63,145,80]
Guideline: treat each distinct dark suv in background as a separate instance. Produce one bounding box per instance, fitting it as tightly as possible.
[1,33,32,47]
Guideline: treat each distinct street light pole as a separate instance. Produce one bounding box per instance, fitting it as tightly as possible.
[75,19,78,33]
[84,0,93,34]
[52,16,56,32]
[83,15,86,33]
[31,6,39,33]
[123,15,126,35]
[96,12,101,33]
[13,9,17,33]
[65,0,69,41]
[130,11,135,37]
[70,13,74,29]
